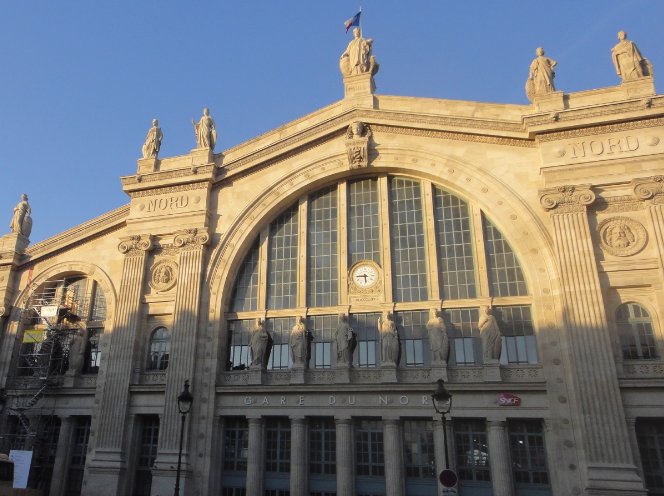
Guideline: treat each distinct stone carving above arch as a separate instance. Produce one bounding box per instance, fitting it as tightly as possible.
[632,175,664,201]
[345,121,372,169]
[597,216,647,257]
[148,259,178,292]
[539,185,596,213]
[118,234,153,255]
[174,228,210,248]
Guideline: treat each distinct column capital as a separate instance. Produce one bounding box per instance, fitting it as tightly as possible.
[539,184,596,213]
[118,234,153,255]
[486,419,508,430]
[289,416,307,425]
[632,175,664,202]
[173,228,210,249]
[247,416,264,425]
[335,417,353,426]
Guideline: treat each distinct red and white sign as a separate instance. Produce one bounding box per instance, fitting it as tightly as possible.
[498,392,521,406]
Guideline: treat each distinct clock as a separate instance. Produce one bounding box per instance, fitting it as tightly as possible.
[350,262,379,289]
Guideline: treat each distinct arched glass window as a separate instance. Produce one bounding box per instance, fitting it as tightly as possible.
[617,303,657,360]
[147,327,170,371]
[225,175,532,370]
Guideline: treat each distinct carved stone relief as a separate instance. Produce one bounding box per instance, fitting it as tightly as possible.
[118,234,153,255]
[345,122,372,169]
[597,216,647,257]
[148,259,179,292]
[540,185,596,213]
[174,228,210,248]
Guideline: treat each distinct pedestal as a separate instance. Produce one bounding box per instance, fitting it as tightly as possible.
[343,73,377,109]
[136,157,158,174]
[334,365,351,384]
[431,363,448,382]
[0,233,29,256]
[190,147,214,167]
[621,76,656,99]
[483,362,501,382]
[290,365,305,384]
[381,364,398,383]
[532,90,565,111]
[247,369,264,385]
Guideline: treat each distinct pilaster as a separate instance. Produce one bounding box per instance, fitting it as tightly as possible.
[246,417,264,496]
[539,185,645,495]
[335,418,354,496]
[86,234,152,495]
[49,415,74,496]
[153,228,209,486]
[633,176,664,281]
[383,419,404,496]
[289,417,307,496]
[486,420,514,496]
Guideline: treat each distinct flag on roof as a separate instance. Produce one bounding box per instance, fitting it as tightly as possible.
[344,10,361,33]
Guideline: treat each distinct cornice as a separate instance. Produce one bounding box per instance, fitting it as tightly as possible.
[127,181,210,199]
[370,124,535,148]
[536,116,664,143]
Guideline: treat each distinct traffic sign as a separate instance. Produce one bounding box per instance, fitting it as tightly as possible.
[439,469,458,488]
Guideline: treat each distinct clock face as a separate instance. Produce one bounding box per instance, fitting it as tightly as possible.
[351,263,378,288]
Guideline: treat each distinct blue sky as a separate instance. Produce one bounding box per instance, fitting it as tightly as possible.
[1,1,662,243]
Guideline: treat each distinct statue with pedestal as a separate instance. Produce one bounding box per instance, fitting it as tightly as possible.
[427,309,449,364]
[378,312,399,365]
[289,316,310,368]
[526,47,557,102]
[612,30,652,83]
[192,108,217,150]
[335,314,355,366]
[9,194,32,238]
[249,318,269,369]
[479,306,502,363]
[141,119,163,159]
[340,28,379,99]
[66,327,88,376]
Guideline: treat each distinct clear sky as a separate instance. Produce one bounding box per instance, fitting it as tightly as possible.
[1,1,662,243]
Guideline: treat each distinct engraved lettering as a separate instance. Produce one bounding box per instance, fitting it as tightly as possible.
[399,395,409,405]
[347,395,356,405]
[298,395,305,406]
[422,395,429,406]
[145,195,190,213]
[589,140,604,155]
[606,137,624,154]
[569,142,586,158]
[379,395,388,406]
[625,135,639,151]
[244,396,253,405]
[280,396,286,405]
[262,396,269,405]
[329,395,336,406]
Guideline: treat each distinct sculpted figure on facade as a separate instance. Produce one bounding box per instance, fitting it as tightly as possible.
[426,309,449,364]
[289,316,309,367]
[66,327,88,376]
[9,194,32,237]
[612,31,651,82]
[250,318,270,369]
[526,47,557,101]
[479,306,502,363]
[345,121,372,169]
[339,28,379,77]
[336,313,355,365]
[192,107,217,150]
[141,119,163,159]
[378,312,399,365]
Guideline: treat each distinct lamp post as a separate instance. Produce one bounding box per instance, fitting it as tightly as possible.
[174,380,193,496]
[432,378,456,491]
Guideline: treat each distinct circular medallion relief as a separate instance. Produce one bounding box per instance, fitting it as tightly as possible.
[149,260,178,291]
[598,216,647,257]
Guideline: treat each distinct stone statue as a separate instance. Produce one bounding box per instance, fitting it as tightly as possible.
[289,316,309,367]
[378,312,399,365]
[141,119,163,159]
[426,309,449,364]
[249,318,269,369]
[479,306,502,363]
[192,107,217,150]
[9,194,32,237]
[66,327,88,376]
[336,314,355,365]
[612,31,651,83]
[340,28,379,77]
[526,47,557,101]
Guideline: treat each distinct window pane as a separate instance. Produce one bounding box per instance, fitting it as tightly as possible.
[495,306,538,365]
[444,308,480,366]
[348,179,380,265]
[134,416,159,496]
[397,311,430,367]
[308,187,338,307]
[351,313,381,368]
[230,238,260,312]
[267,318,295,370]
[637,419,664,494]
[265,418,291,473]
[390,178,428,302]
[454,420,490,482]
[433,187,476,299]
[227,320,252,370]
[267,205,299,309]
[309,418,336,475]
[403,420,435,479]
[310,315,336,369]
[147,327,170,371]
[617,303,658,360]
[483,216,527,297]
[223,418,249,472]
[509,420,550,486]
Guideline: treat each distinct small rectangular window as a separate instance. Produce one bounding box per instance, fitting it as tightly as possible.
[265,418,291,473]
[445,308,480,366]
[223,418,249,472]
[351,313,381,368]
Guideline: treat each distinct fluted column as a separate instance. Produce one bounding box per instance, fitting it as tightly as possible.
[49,416,74,496]
[290,417,307,496]
[335,418,354,496]
[246,417,264,496]
[158,229,209,452]
[633,176,664,280]
[384,419,404,496]
[540,185,644,493]
[487,421,514,496]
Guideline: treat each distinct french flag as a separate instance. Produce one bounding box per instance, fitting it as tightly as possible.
[344,10,361,33]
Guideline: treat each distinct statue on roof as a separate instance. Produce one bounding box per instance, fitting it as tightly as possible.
[526,47,557,102]
[340,28,379,78]
[192,107,217,150]
[9,194,32,238]
[611,31,652,83]
[141,119,163,159]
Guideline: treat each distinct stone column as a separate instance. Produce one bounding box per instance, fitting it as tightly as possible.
[626,418,644,479]
[246,417,264,496]
[86,235,152,496]
[290,417,307,496]
[540,185,645,494]
[487,420,514,496]
[152,229,209,494]
[633,177,664,282]
[335,418,354,496]
[49,415,74,496]
[383,419,404,496]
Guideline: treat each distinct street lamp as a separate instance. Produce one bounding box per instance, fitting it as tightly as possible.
[431,378,453,470]
[174,380,193,496]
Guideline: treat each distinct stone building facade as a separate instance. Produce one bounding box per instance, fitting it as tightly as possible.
[0,33,663,496]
